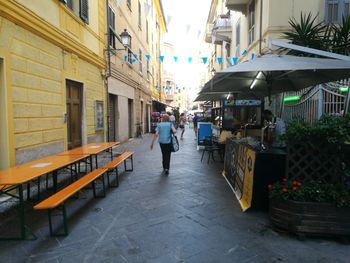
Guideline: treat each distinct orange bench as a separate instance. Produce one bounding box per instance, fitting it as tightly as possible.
[34,168,108,236]
[102,151,134,187]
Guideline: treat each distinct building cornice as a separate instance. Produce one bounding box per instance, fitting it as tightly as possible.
[0,0,105,69]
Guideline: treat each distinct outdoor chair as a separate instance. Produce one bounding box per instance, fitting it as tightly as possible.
[200,137,223,164]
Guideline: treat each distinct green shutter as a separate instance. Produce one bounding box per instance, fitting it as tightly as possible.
[80,0,89,24]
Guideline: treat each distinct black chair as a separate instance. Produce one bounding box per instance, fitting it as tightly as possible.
[201,137,223,164]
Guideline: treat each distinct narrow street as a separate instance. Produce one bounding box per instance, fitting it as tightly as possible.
[0,127,348,263]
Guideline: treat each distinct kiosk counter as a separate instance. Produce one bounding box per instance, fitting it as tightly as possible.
[223,138,286,211]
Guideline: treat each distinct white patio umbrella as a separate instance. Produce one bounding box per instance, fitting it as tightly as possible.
[199,54,350,98]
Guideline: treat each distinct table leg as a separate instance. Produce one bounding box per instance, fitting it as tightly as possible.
[53,170,58,192]
[90,155,93,171]
[110,147,113,160]
[95,155,98,169]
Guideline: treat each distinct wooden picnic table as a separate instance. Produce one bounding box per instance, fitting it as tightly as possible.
[56,142,120,170]
[0,154,89,240]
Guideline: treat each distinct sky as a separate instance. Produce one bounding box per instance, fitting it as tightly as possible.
[161,0,212,100]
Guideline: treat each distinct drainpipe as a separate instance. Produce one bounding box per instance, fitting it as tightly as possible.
[105,0,110,142]
[259,0,263,55]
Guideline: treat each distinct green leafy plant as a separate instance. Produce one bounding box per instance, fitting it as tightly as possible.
[281,12,350,57]
[269,179,350,207]
[282,114,350,144]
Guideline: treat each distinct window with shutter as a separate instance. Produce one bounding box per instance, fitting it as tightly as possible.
[80,0,89,24]
[108,6,116,48]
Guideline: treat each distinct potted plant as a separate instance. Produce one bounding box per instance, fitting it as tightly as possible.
[268,114,350,239]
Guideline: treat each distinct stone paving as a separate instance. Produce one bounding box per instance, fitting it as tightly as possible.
[0,127,349,262]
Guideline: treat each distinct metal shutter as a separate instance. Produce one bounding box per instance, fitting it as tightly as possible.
[80,0,89,24]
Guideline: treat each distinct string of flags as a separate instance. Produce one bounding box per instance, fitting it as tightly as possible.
[124,50,254,65]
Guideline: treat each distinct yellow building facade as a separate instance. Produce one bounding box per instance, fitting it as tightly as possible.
[0,0,106,166]
[105,0,167,142]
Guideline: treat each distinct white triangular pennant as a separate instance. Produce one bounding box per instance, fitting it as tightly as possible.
[115,0,122,7]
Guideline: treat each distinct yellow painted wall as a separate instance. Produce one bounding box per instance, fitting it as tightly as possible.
[0,0,106,165]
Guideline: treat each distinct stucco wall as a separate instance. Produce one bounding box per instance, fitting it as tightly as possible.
[0,17,105,164]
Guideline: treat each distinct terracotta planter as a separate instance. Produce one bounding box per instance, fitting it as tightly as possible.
[269,199,350,239]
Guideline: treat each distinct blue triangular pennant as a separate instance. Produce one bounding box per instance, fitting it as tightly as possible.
[124,55,127,61]
[226,57,232,66]
[145,54,151,61]
[251,53,255,60]
[202,57,208,64]
[217,57,222,64]
[160,55,164,62]
[188,57,192,63]
[232,57,238,65]
[173,56,178,62]
[132,59,136,63]
[133,54,138,59]
[241,50,247,56]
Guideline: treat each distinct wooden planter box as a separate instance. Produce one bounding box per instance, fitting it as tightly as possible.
[269,199,350,239]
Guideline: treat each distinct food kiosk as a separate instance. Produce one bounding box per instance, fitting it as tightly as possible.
[210,99,286,211]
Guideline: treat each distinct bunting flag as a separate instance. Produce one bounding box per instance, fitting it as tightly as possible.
[202,57,208,64]
[115,0,122,7]
[133,54,138,59]
[132,59,136,63]
[188,57,192,63]
[167,15,172,26]
[145,54,151,61]
[124,55,127,61]
[251,53,255,60]
[173,56,178,62]
[159,55,164,62]
[144,2,151,17]
[226,58,232,66]
[241,50,247,56]
[186,24,191,33]
[232,57,238,65]
[217,57,223,64]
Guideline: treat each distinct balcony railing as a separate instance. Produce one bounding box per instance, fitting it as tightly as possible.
[212,14,232,44]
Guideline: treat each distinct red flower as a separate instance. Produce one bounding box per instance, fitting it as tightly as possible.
[282,188,288,193]
[292,187,297,191]
[292,180,297,185]
[297,182,302,186]
[268,184,273,190]
[282,178,287,182]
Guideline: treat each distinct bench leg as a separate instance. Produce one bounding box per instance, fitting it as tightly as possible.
[92,177,106,198]
[107,168,119,188]
[48,205,68,237]
[124,156,134,172]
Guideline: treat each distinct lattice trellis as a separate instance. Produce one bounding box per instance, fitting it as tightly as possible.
[286,142,341,183]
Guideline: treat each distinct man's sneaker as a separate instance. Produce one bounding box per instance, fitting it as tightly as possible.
[164,169,169,175]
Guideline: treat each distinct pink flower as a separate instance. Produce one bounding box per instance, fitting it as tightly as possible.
[282,188,288,193]
[292,187,297,191]
[268,184,273,190]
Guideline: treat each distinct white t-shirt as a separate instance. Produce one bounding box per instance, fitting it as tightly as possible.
[169,115,176,122]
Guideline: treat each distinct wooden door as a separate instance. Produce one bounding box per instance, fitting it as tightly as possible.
[66,80,82,149]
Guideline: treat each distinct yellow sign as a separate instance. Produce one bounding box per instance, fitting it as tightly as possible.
[238,147,256,211]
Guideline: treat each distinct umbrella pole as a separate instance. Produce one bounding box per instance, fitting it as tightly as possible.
[344,89,350,116]
[279,93,285,118]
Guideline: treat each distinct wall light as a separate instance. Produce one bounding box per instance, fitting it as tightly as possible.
[283,96,300,102]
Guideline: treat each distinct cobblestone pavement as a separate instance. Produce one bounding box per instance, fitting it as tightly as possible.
[0,127,349,263]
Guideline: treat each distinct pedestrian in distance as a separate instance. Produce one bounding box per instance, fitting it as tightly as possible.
[150,114,177,175]
[179,113,186,140]
[169,112,176,127]
[193,113,200,139]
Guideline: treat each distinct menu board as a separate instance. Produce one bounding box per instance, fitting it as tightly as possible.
[223,140,256,212]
